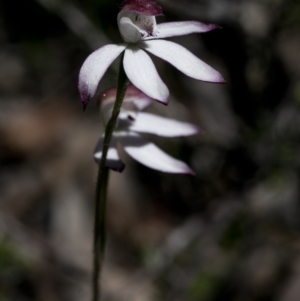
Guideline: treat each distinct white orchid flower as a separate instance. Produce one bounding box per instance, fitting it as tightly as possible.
[94,85,199,174]
[79,0,225,109]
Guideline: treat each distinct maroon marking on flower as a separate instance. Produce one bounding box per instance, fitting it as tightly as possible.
[79,84,91,111]
[121,0,163,16]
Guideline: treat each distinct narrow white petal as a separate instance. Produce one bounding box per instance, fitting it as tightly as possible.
[119,133,194,174]
[78,44,126,108]
[129,112,200,137]
[144,21,220,39]
[142,40,225,83]
[94,136,125,172]
[123,47,169,104]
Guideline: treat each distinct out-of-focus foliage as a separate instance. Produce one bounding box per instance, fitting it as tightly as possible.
[0,236,32,300]
[0,0,300,300]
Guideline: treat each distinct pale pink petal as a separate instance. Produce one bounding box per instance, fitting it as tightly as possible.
[99,85,153,112]
[123,47,169,104]
[94,136,125,172]
[144,21,220,40]
[142,40,225,83]
[78,44,126,109]
[130,112,200,137]
[124,85,154,110]
[119,133,194,174]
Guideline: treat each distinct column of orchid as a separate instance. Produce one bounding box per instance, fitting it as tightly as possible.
[78,0,224,300]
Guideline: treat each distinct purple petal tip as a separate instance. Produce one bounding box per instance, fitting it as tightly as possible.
[208,24,222,31]
[189,170,196,176]
[121,0,163,16]
[108,161,126,173]
[218,75,227,84]
[79,84,91,110]
[206,74,226,84]
[112,164,126,173]
[156,97,169,106]
[81,97,90,111]
[184,167,196,176]
[177,167,196,176]
[193,126,202,135]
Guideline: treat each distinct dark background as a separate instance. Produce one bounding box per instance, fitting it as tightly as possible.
[0,0,300,300]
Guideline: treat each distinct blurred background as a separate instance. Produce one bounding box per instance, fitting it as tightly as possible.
[0,0,300,300]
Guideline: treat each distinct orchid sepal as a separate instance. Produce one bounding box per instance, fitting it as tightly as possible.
[141,39,225,83]
[78,44,126,109]
[144,21,222,40]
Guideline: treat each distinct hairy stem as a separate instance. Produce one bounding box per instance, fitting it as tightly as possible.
[93,55,129,301]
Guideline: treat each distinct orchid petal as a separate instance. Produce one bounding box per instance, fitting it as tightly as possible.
[144,21,220,40]
[129,112,200,137]
[123,47,169,104]
[99,85,153,112]
[119,133,194,174]
[94,136,125,172]
[124,85,154,110]
[142,40,225,83]
[78,44,126,109]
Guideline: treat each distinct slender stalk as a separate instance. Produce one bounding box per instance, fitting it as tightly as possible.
[93,55,129,301]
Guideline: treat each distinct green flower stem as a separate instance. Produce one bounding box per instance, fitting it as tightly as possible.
[93,55,129,301]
